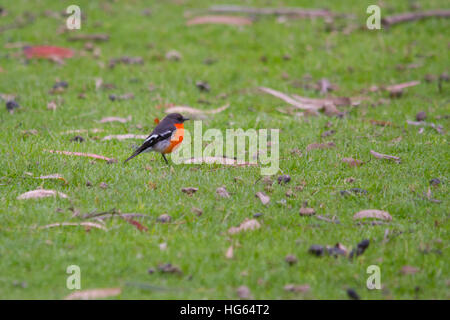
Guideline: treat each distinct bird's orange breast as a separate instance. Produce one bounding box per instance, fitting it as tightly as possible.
[163,123,184,154]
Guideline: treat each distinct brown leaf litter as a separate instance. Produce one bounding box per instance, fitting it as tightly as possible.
[353,209,392,221]
[17,189,68,200]
[181,187,198,196]
[259,87,358,116]
[284,284,310,293]
[225,245,234,259]
[64,288,121,300]
[306,142,336,151]
[407,120,444,134]
[216,186,231,198]
[228,218,261,234]
[385,81,420,98]
[255,191,270,205]
[342,157,364,167]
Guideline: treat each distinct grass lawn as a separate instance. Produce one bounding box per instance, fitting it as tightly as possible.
[0,0,448,299]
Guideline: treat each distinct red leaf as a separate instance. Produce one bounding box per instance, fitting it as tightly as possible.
[23,46,74,60]
[127,219,148,232]
[154,118,160,124]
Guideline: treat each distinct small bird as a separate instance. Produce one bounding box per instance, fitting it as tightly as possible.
[124,113,189,164]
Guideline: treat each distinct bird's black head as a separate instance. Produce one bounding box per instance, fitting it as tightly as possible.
[166,113,189,123]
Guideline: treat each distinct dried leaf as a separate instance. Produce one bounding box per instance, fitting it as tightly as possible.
[407,120,444,134]
[126,219,148,232]
[45,150,117,163]
[64,288,121,300]
[109,93,135,101]
[17,189,68,200]
[236,285,251,299]
[291,94,352,107]
[102,134,147,141]
[216,186,231,198]
[299,207,316,216]
[165,104,229,115]
[109,57,143,68]
[259,87,319,111]
[165,50,182,61]
[255,191,270,205]
[228,218,261,234]
[187,15,253,26]
[353,209,392,221]
[306,142,336,151]
[157,214,172,223]
[191,207,203,216]
[23,46,74,60]
[285,254,298,265]
[225,246,234,259]
[284,284,310,293]
[385,81,420,97]
[370,150,401,163]
[158,263,182,274]
[181,187,198,195]
[370,119,392,127]
[342,157,363,167]
[401,265,419,275]
[47,101,57,110]
[98,116,132,123]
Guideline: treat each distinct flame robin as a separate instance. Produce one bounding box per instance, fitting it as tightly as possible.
[124,113,189,164]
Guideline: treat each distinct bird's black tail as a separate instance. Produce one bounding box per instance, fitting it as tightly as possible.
[124,152,140,163]
[124,146,146,163]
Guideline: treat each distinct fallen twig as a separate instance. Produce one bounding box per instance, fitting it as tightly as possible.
[209,5,335,18]
[44,150,117,163]
[258,87,319,111]
[382,10,450,27]
[407,120,444,134]
[187,15,253,26]
[38,222,107,231]
[68,34,109,41]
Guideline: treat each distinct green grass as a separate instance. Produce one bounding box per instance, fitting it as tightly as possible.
[0,0,449,299]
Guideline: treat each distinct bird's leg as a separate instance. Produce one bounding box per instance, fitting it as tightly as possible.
[162,154,169,164]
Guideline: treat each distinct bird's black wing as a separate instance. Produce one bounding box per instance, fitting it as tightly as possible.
[124,126,175,163]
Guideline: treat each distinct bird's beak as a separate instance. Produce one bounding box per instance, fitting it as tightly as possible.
[182,117,190,122]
